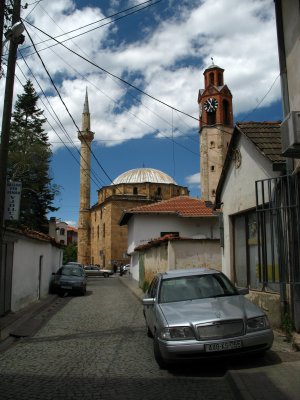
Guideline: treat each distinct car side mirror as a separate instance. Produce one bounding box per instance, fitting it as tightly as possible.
[142,298,155,305]
[237,287,249,295]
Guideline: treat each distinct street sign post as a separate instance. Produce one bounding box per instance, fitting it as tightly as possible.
[4,180,21,221]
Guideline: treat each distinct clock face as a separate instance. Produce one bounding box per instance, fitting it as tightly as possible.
[203,97,218,113]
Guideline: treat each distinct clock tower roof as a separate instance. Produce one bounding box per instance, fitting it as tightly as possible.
[204,63,224,74]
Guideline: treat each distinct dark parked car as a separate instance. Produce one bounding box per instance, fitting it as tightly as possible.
[84,265,113,278]
[143,268,274,368]
[64,262,85,269]
[50,265,87,295]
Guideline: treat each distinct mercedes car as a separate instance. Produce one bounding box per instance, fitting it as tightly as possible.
[142,268,273,368]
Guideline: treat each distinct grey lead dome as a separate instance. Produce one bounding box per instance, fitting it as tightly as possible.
[112,168,177,185]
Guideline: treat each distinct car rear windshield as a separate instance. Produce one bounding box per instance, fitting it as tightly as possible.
[159,273,238,303]
[60,267,85,277]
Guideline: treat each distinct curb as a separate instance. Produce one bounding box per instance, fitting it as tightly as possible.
[0,294,58,342]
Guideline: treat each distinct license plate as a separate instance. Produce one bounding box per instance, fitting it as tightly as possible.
[205,340,242,352]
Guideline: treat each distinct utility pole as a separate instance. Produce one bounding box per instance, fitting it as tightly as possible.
[0,1,5,77]
[0,0,22,315]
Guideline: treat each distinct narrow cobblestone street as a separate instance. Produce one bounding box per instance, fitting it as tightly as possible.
[0,277,236,400]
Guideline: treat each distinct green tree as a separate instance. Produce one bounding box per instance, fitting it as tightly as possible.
[7,80,59,233]
[63,243,78,264]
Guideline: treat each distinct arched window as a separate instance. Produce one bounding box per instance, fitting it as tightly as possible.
[223,100,230,125]
[207,111,216,125]
[210,141,215,148]
[212,189,216,197]
[210,165,215,172]
[157,187,161,196]
[112,188,116,195]
[218,73,223,86]
[60,228,65,235]
[209,72,214,85]
[133,187,138,195]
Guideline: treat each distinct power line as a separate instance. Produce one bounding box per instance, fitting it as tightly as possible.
[22,15,200,158]
[22,19,199,123]
[16,57,105,188]
[22,26,115,187]
[24,0,43,19]
[20,0,163,56]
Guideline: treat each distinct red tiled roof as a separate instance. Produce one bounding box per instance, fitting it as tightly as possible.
[134,233,219,251]
[67,226,78,232]
[119,196,217,225]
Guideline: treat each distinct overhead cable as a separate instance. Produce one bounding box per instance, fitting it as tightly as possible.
[22,19,199,123]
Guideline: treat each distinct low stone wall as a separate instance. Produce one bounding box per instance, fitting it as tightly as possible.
[247,290,281,328]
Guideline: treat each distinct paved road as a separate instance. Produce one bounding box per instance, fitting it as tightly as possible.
[0,277,236,400]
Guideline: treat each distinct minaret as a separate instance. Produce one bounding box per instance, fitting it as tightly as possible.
[198,62,233,202]
[77,89,94,265]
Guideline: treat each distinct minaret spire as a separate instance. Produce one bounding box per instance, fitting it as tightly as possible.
[82,88,90,131]
[78,88,94,265]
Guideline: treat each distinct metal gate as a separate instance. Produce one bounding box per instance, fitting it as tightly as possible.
[255,172,300,331]
[0,242,14,316]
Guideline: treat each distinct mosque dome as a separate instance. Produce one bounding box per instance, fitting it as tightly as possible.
[112,168,177,185]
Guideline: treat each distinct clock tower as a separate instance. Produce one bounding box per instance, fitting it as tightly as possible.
[198,62,233,202]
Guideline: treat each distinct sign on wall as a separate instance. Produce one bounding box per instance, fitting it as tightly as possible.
[4,180,22,221]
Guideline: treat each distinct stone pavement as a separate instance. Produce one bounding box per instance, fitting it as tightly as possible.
[0,275,300,400]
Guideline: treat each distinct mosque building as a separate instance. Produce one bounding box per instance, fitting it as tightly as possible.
[77,62,232,267]
[77,93,189,268]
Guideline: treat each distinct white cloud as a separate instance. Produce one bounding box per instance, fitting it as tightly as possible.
[1,0,280,154]
[186,172,201,188]
[65,220,77,227]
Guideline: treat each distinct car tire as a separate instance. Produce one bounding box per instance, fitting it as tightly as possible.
[153,332,168,369]
[103,272,109,278]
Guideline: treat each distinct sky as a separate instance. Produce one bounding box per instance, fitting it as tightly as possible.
[1,0,283,226]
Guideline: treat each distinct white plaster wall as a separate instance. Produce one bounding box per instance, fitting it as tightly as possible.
[220,135,280,279]
[283,0,300,110]
[11,237,63,312]
[127,214,219,256]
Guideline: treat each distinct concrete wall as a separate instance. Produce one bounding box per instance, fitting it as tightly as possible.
[140,239,221,286]
[11,235,63,312]
[247,291,281,329]
[169,240,222,271]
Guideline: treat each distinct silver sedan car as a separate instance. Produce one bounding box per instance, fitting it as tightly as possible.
[143,268,273,368]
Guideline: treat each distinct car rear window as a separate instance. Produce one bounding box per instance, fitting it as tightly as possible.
[61,267,84,277]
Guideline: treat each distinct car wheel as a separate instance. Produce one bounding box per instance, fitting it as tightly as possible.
[153,332,168,369]
[103,272,109,278]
